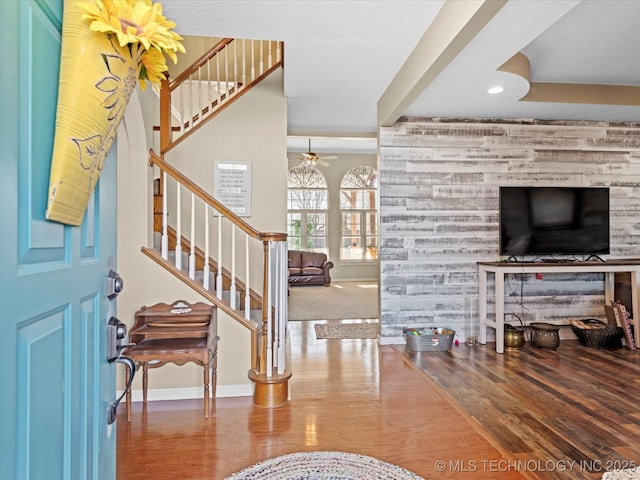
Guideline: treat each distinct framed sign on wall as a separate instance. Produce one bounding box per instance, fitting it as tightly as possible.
[213,161,252,217]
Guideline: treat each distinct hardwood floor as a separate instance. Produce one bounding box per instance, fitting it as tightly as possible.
[117,320,523,479]
[116,320,640,479]
[401,338,640,480]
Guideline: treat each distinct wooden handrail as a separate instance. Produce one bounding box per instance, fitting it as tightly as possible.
[149,150,286,243]
[158,38,284,155]
[170,38,235,88]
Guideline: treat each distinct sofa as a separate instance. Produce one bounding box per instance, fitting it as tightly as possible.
[288,250,334,286]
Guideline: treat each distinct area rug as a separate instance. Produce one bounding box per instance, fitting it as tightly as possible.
[314,322,378,339]
[602,467,640,479]
[225,451,424,479]
[288,282,378,321]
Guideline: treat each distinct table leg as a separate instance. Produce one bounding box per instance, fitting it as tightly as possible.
[142,362,148,404]
[479,268,487,345]
[604,272,614,304]
[211,352,218,399]
[495,272,505,354]
[203,364,210,419]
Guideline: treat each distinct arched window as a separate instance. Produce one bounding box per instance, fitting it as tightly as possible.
[340,165,378,260]
[287,165,328,253]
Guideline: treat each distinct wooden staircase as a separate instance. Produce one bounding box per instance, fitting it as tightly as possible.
[146,38,290,407]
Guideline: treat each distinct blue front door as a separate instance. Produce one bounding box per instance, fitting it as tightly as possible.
[1,1,118,478]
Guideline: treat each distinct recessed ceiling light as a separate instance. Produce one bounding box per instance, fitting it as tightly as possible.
[487,85,505,95]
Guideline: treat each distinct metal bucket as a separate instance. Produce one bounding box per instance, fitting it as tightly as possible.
[530,322,560,350]
[504,313,526,351]
[504,324,526,350]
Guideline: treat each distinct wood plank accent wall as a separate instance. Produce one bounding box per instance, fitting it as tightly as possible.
[379,117,640,341]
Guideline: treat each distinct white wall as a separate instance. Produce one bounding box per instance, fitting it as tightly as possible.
[116,69,287,400]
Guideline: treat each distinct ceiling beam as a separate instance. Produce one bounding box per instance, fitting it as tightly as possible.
[377,0,507,127]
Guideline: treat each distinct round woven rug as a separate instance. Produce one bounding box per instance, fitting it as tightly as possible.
[225,451,424,479]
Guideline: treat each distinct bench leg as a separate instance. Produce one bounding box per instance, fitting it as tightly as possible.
[203,364,209,419]
[142,362,149,404]
[211,353,218,400]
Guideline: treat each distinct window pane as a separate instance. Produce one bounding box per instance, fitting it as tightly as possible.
[288,213,301,237]
[340,189,357,208]
[362,190,377,209]
[341,213,360,235]
[288,189,327,209]
[365,236,377,248]
[308,237,326,250]
[341,237,363,260]
[365,213,377,235]
[288,190,305,209]
[309,190,327,209]
[365,236,378,260]
[306,213,325,237]
[346,236,361,248]
[365,242,378,260]
[288,237,301,250]
[340,190,377,209]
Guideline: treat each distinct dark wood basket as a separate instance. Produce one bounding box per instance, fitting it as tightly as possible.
[571,318,624,349]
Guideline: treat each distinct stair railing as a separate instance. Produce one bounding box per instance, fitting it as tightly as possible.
[160,38,284,154]
[149,150,289,377]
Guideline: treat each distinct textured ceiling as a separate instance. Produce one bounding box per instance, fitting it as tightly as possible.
[162,0,640,153]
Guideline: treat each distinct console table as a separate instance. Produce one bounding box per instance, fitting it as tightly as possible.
[478,260,640,353]
[123,300,218,420]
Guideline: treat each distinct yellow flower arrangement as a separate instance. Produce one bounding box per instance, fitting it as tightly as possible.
[78,0,185,90]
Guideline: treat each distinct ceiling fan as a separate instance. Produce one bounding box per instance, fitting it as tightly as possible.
[298,139,338,167]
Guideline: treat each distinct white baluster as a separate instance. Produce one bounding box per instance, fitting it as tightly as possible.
[207,58,212,106]
[259,40,264,75]
[251,40,255,81]
[179,85,185,135]
[233,40,237,95]
[268,41,272,69]
[197,67,202,125]
[203,205,210,290]
[266,243,273,376]
[225,47,229,101]
[277,241,287,374]
[244,234,250,319]
[216,213,222,299]
[189,193,196,279]
[216,52,221,107]
[276,41,281,63]
[230,226,236,309]
[188,74,193,128]
[175,182,182,270]
[241,39,246,87]
[161,173,168,259]
[272,242,279,371]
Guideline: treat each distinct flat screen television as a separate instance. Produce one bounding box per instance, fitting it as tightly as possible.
[499,186,610,257]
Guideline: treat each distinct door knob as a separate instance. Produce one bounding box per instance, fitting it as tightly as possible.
[107,269,124,300]
[107,316,132,363]
[107,356,136,425]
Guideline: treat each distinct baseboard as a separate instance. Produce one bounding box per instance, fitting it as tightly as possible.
[379,335,404,345]
[118,383,254,402]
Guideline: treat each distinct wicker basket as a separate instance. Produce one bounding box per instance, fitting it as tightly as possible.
[571,318,624,349]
